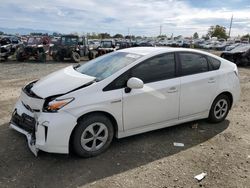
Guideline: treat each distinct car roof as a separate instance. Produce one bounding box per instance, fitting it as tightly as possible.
[119,47,215,56]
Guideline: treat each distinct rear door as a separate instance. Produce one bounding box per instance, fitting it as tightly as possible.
[178,52,219,118]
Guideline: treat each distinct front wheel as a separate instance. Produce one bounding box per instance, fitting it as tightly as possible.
[208,94,231,123]
[71,51,81,63]
[73,114,114,157]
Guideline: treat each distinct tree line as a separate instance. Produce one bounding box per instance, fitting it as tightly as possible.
[1,25,249,41]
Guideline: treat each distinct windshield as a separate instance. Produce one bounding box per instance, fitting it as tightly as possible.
[75,52,142,81]
[61,36,78,45]
[101,41,112,48]
[28,37,41,45]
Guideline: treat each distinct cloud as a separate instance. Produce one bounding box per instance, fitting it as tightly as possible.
[0,0,250,36]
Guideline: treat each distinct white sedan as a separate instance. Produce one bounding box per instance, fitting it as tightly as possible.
[10,47,240,157]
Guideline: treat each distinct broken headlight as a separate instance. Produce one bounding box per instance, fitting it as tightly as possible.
[44,98,74,112]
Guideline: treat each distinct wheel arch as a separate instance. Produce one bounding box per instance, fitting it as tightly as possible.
[213,91,233,109]
[68,111,119,152]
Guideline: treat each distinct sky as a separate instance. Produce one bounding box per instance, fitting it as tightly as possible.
[0,0,250,37]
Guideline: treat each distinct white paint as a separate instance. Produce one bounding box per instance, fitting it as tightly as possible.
[10,47,241,156]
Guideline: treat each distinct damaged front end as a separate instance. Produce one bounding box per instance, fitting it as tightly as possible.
[10,116,38,156]
[221,44,250,66]
[9,80,43,156]
[9,71,95,156]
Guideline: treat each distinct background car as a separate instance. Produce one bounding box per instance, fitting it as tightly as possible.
[51,35,89,63]
[221,44,250,66]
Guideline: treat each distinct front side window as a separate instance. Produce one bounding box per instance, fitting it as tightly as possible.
[75,52,142,81]
[131,53,176,83]
[179,53,208,76]
[103,53,176,91]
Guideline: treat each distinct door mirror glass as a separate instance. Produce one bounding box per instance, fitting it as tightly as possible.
[127,77,144,89]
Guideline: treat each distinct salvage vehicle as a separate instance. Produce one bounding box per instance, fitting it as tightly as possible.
[88,39,118,59]
[51,35,88,63]
[115,41,131,49]
[16,36,51,62]
[0,36,22,60]
[10,47,240,157]
[221,44,250,66]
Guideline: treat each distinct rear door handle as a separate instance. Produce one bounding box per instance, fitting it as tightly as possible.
[208,78,216,83]
[167,87,178,93]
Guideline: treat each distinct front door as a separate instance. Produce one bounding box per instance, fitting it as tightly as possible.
[122,53,180,130]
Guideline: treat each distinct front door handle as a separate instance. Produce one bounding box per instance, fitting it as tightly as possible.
[167,87,178,93]
[208,77,216,83]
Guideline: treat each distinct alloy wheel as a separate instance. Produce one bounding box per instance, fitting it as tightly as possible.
[214,99,228,119]
[80,122,108,152]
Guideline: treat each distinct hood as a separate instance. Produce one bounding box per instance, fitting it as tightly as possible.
[31,66,96,98]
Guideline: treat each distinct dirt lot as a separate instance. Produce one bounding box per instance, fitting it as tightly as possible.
[0,60,249,188]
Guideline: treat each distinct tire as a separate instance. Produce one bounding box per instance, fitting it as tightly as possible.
[57,54,64,62]
[73,114,114,157]
[208,94,231,123]
[38,53,46,62]
[52,53,57,61]
[16,52,25,62]
[88,51,94,60]
[71,52,81,63]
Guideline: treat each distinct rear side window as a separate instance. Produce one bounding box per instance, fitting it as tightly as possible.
[131,53,175,83]
[179,53,209,76]
[207,56,221,70]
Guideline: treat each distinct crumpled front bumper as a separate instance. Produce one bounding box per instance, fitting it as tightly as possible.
[10,98,77,156]
[10,123,38,156]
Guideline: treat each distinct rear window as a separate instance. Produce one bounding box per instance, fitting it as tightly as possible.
[207,56,221,70]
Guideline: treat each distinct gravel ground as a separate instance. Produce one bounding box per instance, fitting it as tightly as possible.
[0,60,249,188]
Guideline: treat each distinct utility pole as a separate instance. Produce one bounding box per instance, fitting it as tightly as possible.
[127,27,131,42]
[159,25,162,36]
[228,14,233,38]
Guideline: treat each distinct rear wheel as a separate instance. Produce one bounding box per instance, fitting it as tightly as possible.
[208,94,231,123]
[73,114,114,157]
[16,51,25,62]
[52,53,57,61]
[38,53,46,62]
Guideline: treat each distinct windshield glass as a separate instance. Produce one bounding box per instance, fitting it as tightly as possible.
[27,37,41,45]
[75,52,142,81]
[101,41,112,48]
[61,36,78,45]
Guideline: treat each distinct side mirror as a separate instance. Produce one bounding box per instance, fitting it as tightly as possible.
[125,77,144,93]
